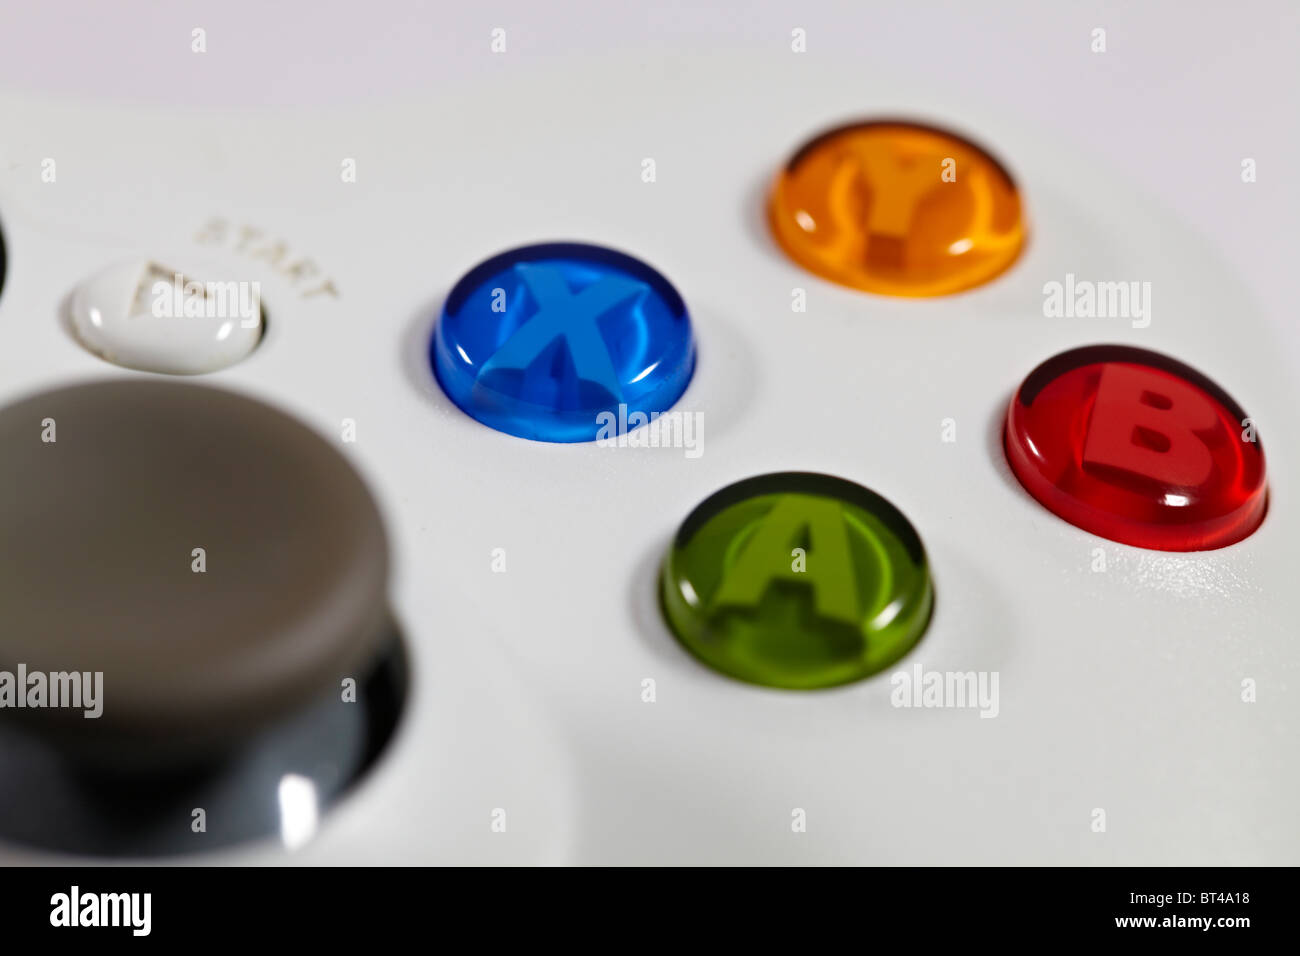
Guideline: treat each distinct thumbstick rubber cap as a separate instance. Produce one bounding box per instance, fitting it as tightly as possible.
[0,380,390,760]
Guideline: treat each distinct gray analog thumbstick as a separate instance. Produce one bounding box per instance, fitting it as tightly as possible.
[0,379,392,766]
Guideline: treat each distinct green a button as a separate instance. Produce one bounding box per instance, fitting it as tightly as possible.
[660,473,933,689]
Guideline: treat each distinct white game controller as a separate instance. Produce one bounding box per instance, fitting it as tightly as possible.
[0,51,1294,866]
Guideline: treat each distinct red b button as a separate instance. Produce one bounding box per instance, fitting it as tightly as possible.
[1004,345,1267,551]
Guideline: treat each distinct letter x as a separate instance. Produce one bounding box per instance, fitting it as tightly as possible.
[478,263,647,402]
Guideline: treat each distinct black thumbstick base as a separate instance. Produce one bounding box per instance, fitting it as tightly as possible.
[0,634,406,857]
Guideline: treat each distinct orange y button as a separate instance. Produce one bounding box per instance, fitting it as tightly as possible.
[769,120,1026,297]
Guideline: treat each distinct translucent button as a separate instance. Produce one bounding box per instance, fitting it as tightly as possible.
[70,260,264,374]
[660,473,933,689]
[769,119,1026,296]
[431,242,696,442]
[1004,345,1267,551]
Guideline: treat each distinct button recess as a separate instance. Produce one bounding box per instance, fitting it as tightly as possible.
[769,119,1026,296]
[430,242,695,443]
[660,473,933,689]
[1004,345,1267,551]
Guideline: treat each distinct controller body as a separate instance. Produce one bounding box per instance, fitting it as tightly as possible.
[0,53,1295,865]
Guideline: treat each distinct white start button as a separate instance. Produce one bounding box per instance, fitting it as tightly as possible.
[70,260,265,374]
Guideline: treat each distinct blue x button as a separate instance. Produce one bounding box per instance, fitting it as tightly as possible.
[431,242,696,442]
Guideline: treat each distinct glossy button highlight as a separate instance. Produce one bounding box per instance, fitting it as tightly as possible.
[70,260,264,374]
[769,120,1026,296]
[431,242,695,442]
[1005,345,1267,551]
[660,473,933,689]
